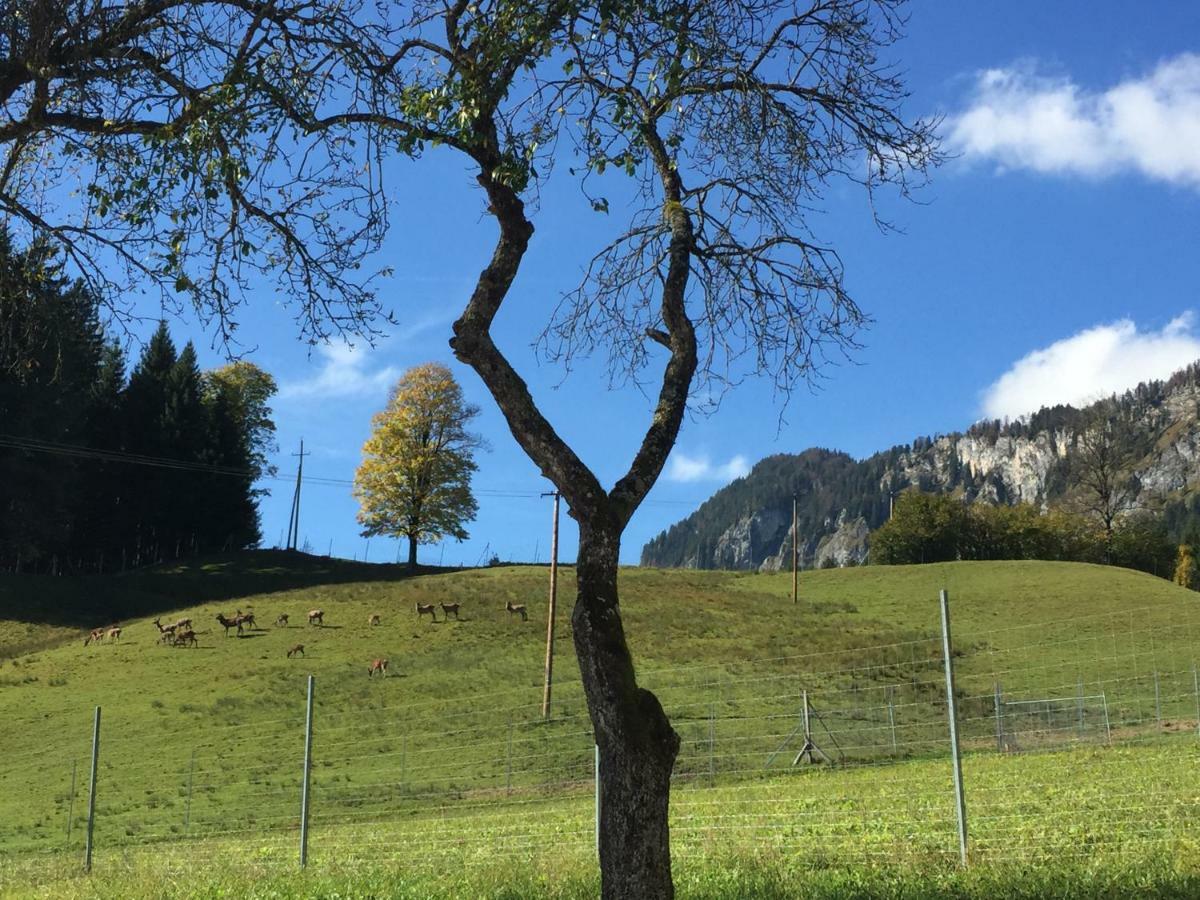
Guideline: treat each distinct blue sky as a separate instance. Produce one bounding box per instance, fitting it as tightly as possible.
[118,2,1200,566]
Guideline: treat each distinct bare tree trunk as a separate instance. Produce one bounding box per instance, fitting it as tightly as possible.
[573,523,679,900]
[407,534,417,571]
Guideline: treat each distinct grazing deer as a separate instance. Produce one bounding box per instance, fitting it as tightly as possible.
[286,643,305,658]
[235,611,257,631]
[84,628,105,646]
[106,625,122,642]
[440,601,462,621]
[415,602,437,623]
[367,658,388,677]
[216,613,243,637]
[505,600,528,622]
[275,614,289,627]
[172,629,198,648]
[307,609,324,626]
[368,613,381,626]
[173,617,192,630]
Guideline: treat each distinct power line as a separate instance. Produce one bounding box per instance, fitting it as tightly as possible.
[0,433,713,507]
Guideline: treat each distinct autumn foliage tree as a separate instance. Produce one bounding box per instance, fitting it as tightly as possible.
[354,364,483,570]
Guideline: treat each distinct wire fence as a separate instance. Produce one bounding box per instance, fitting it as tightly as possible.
[3,591,1200,878]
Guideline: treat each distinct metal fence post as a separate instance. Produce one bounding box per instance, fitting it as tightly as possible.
[400,734,407,794]
[1154,670,1162,730]
[939,590,968,867]
[594,743,601,857]
[184,748,196,833]
[708,702,716,786]
[300,675,314,868]
[506,716,514,796]
[1101,691,1112,744]
[84,706,101,872]
[1193,664,1200,739]
[887,685,898,754]
[993,681,1004,752]
[1076,679,1085,738]
[66,760,77,845]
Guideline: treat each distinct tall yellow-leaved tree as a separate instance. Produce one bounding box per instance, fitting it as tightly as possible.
[354,363,484,569]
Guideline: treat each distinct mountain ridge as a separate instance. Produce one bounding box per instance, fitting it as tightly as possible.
[640,362,1200,570]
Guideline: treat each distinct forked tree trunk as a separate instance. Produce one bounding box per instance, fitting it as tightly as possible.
[573,523,680,899]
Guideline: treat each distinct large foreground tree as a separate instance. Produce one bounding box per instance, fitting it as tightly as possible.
[367,3,940,896]
[2,1,939,894]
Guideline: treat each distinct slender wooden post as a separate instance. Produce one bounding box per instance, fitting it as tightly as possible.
[84,707,100,872]
[939,591,968,867]
[300,675,314,867]
[541,490,560,719]
[791,493,799,604]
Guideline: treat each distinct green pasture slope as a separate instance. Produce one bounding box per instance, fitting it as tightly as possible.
[2,554,1200,898]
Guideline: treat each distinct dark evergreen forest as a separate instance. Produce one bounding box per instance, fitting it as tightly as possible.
[0,232,271,574]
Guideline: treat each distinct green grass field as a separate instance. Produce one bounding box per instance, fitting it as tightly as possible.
[1,554,1199,897]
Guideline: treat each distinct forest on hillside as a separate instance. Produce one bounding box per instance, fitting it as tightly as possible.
[0,232,276,574]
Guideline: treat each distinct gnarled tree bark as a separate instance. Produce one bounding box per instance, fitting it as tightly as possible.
[450,126,696,896]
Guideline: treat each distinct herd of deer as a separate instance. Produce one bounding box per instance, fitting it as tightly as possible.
[83,597,533,675]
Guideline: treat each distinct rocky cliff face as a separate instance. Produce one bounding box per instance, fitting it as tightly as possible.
[640,370,1200,571]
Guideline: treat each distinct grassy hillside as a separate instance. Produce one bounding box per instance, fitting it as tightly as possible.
[1,554,1198,894]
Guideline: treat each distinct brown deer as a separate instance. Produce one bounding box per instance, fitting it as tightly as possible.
[505,600,528,622]
[84,628,105,646]
[415,602,437,623]
[286,643,305,658]
[275,614,289,627]
[440,602,461,621]
[172,629,198,648]
[106,625,122,642]
[216,613,243,637]
[307,609,324,626]
[172,617,193,630]
[368,613,381,626]
[153,618,178,644]
[367,658,388,677]
[235,611,257,631]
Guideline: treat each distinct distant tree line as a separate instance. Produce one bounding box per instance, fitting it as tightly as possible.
[872,492,1176,578]
[0,232,277,574]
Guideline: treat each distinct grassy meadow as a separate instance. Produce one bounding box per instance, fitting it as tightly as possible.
[1,553,1199,897]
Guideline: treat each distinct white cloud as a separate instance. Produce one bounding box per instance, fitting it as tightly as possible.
[948,54,1200,188]
[666,451,750,483]
[980,313,1200,421]
[277,342,400,401]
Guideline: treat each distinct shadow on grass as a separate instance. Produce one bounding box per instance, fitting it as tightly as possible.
[0,549,469,634]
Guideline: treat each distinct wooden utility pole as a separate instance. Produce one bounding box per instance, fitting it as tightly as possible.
[286,440,310,551]
[541,490,561,719]
[791,493,799,605]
